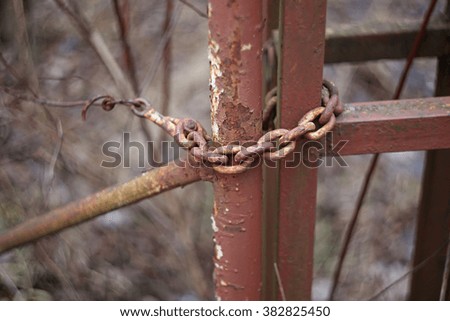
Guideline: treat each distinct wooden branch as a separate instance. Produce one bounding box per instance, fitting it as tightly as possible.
[112,0,139,93]
[139,3,181,96]
[0,159,211,254]
[12,0,39,95]
[53,0,134,97]
[178,0,207,18]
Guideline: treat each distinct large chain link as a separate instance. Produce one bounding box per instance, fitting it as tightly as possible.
[82,80,343,174]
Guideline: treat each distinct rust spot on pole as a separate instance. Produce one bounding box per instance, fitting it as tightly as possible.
[208,0,264,300]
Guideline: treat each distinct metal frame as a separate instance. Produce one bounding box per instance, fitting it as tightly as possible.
[0,0,449,301]
[208,0,450,300]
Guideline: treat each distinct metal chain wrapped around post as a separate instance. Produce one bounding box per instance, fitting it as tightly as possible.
[82,79,343,174]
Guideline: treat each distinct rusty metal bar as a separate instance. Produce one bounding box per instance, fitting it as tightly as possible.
[328,96,450,156]
[262,0,280,301]
[276,0,327,300]
[409,36,450,300]
[208,1,264,300]
[324,13,450,63]
[268,13,450,64]
[0,159,208,254]
[409,149,450,300]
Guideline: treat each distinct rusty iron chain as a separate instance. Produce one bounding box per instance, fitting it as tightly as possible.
[82,80,342,174]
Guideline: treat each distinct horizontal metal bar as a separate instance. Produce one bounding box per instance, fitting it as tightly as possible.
[325,13,450,63]
[327,96,450,156]
[272,14,450,64]
[0,159,209,254]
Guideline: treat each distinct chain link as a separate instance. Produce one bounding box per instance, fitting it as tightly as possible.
[82,80,343,174]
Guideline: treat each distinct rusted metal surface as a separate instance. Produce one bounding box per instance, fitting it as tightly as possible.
[329,96,450,156]
[261,0,280,300]
[329,0,441,300]
[410,17,450,299]
[208,0,264,300]
[0,159,210,254]
[81,96,178,135]
[82,84,342,177]
[324,13,450,63]
[409,149,450,300]
[275,0,327,300]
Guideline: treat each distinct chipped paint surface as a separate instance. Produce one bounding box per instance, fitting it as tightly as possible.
[207,2,212,19]
[208,31,223,142]
[209,0,264,300]
[241,43,252,51]
[211,216,218,233]
[215,244,224,260]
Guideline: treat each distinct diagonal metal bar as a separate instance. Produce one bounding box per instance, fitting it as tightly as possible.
[0,159,210,254]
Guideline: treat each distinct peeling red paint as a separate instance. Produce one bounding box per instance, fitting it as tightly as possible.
[275,0,327,301]
[208,0,264,300]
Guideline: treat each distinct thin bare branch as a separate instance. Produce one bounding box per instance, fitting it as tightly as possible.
[0,266,24,300]
[369,239,449,300]
[53,0,134,97]
[158,0,173,147]
[112,0,138,93]
[43,119,64,199]
[0,159,212,254]
[139,3,182,96]
[178,0,207,18]
[328,154,379,300]
[1,87,90,108]
[162,0,173,116]
[274,262,286,301]
[35,243,80,300]
[0,52,24,86]
[440,235,450,300]
[12,0,39,95]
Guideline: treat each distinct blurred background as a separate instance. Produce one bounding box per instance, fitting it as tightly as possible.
[0,0,446,300]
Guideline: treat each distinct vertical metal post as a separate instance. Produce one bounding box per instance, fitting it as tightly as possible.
[409,57,450,300]
[262,0,280,301]
[409,1,450,301]
[276,0,327,300]
[208,1,264,300]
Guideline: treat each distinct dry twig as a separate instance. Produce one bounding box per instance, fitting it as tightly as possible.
[53,0,134,97]
[112,0,138,93]
[178,0,207,18]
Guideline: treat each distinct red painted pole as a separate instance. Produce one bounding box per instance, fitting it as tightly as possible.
[276,0,327,300]
[208,1,264,300]
[410,2,450,296]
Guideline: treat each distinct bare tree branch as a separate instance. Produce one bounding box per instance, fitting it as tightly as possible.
[178,0,207,18]
[1,87,89,107]
[112,0,138,93]
[53,0,134,97]
[12,0,39,95]
[139,3,182,96]
[440,235,450,300]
